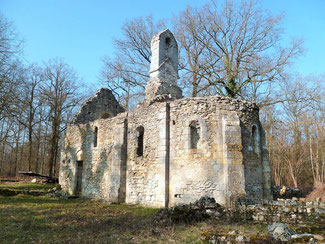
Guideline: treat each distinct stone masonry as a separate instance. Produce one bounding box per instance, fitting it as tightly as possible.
[59,29,272,207]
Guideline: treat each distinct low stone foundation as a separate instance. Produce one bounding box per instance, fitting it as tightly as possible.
[155,197,325,243]
[155,197,325,225]
[248,199,325,224]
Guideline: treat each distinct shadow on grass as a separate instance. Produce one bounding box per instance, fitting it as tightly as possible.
[0,195,86,205]
[0,183,55,191]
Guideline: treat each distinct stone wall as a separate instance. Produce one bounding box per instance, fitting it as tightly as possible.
[238,102,272,201]
[72,88,124,124]
[60,93,272,207]
[60,101,169,207]
[249,199,325,224]
[168,96,271,206]
[125,102,167,207]
[59,113,127,202]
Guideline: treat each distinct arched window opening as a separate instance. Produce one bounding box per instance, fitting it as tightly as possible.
[165,37,171,47]
[94,126,98,147]
[252,125,259,153]
[190,120,200,149]
[136,126,144,156]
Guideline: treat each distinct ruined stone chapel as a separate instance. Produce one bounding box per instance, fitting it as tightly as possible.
[59,29,272,207]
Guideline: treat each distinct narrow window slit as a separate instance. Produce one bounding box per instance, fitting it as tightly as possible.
[94,126,98,147]
[190,120,200,149]
[252,125,259,153]
[136,126,144,156]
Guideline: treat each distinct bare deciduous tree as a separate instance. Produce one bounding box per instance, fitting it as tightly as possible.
[13,65,45,171]
[263,76,324,187]
[100,15,165,109]
[101,1,303,106]
[42,58,82,177]
[193,0,303,99]
[173,6,215,97]
[0,14,23,121]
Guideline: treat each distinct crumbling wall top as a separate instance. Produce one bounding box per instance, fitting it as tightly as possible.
[71,88,124,124]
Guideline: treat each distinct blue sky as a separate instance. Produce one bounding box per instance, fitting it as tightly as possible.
[1,0,325,91]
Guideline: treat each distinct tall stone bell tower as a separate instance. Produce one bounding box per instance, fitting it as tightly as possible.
[145,29,183,104]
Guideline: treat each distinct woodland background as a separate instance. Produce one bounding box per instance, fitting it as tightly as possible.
[1,0,324,189]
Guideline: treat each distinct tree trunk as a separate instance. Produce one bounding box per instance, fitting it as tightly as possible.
[12,124,22,177]
[48,117,60,177]
[19,129,26,172]
[35,123,41,173]
[28,122,33,171]
[287,159,298,188]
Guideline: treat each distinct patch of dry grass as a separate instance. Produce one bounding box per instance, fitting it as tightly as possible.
[306,184,325,201]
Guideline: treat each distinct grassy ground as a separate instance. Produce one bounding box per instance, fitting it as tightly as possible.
[0,182,54,191]
[0,183,269,243]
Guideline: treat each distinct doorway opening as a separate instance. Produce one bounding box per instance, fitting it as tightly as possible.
[75,160,83,195]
